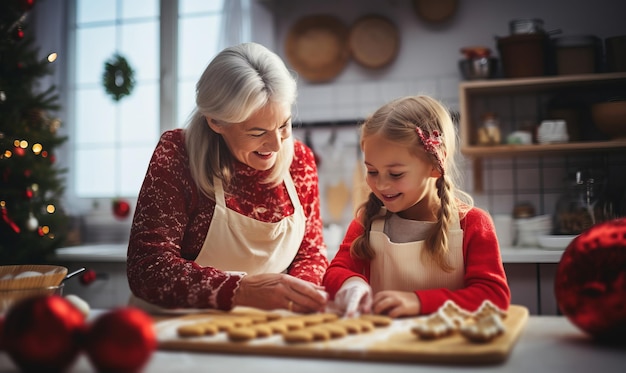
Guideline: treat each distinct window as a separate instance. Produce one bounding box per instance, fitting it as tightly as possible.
[68,0,225,201]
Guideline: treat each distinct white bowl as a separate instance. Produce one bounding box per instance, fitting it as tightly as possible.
[537,235,578,250]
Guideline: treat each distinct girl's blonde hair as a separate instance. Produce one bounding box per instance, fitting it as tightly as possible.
[351,95,474,271]
[184,43,297,198]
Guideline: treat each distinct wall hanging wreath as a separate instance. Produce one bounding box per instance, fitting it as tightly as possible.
[102,53,135,102]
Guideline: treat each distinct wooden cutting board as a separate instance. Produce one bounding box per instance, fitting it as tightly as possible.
[155,305,529,365]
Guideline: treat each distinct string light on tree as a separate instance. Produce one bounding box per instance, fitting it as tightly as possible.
[0,0,69,263]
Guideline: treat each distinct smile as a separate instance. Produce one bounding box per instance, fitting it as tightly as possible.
[254,151,274,160]
[382,193,401,200]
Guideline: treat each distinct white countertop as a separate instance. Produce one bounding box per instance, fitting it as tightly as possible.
[54,244,566,264]
[500,246,565,263]
[55,244,128,262]
[0,315,622,373]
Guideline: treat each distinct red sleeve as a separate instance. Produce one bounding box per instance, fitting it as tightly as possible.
[416,208,511,314]
[286,141,329,284]
[127,130,243,310]
[322,219,369,298]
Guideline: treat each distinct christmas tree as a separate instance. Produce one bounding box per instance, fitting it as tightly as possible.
[1,0,68,264]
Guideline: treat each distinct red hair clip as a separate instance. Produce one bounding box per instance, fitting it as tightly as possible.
[416,127,444,175]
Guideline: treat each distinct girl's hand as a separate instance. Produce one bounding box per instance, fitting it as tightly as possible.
[372,290,420,318]
[232,273,327,313]
[328,277,373,317]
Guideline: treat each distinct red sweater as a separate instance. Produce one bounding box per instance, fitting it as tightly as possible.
[127,129,328,310]
[322,208,511,314]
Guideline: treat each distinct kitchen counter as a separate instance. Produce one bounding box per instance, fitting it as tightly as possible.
[51,244,566,313]
[500,246,564,263]
[54,244,566,264]
[0,315,623,373]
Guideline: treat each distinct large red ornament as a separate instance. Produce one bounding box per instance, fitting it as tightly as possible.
[2,295,86,372]
[554,218,626,344]
[112,198,131,219]
[85,307,157,373]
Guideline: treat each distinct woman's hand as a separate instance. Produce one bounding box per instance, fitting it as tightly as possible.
[232,273,327,313]
[372,290,420,318]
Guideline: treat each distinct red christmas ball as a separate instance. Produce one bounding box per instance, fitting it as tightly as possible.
[2,295,86,372]
[80,268,97,285]
[18,0,36,11]
[85,307,157,373]
[555,218,626,344]
[13,146,25,156]
[14,27,25,40]
[112,199,131,219]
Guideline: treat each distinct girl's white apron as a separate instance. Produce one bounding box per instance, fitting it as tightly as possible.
[369,210,465,293]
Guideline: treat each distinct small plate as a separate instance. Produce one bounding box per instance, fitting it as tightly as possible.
[537,235,577,250]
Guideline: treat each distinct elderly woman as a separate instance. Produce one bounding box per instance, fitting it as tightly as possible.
[127,43,328,313]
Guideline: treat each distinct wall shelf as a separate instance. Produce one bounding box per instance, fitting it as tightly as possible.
[458,72,626,192]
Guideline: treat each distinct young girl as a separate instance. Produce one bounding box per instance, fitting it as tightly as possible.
[323,95,510,318]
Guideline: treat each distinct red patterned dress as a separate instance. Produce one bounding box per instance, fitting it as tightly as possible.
[127,129,328,310]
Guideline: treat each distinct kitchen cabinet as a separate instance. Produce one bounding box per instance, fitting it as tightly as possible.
[458,72,626,192]
[504,263,559,316]
[51,244,130,309]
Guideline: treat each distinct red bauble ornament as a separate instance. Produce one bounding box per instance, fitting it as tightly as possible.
[554,218,626,344]
[2,295,86,372]
[14,27,25,40]
[80,268,97,285]
[18,0,36,11]
[85,307,157,373]
[13,146,25,156]
[112,198,131,219]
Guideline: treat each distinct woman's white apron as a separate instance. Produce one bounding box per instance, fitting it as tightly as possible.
[129,174,305,311]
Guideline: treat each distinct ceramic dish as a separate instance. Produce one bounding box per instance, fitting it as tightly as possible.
[537,235,578,250]
[285,15,350,83]
[348,15,399,69]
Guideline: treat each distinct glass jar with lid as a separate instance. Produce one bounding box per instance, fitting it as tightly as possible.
[554,170,613,235]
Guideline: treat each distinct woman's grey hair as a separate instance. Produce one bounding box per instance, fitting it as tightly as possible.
[184,42,297,198]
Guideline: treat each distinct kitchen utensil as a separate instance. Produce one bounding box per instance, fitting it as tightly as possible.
[515,214,553,247]
[285,15,350,83]
[591,100,626,139]
[0,264,67,314]
[156,305,529,365]
[508,19,561,36]
[497,33,549,78]
[0,264,67,290]
[537,235,578,250]
[348,15,399,69]
[537,120,569,144]
[0,283,64,314]
[553,35,601,75]
[352,159,369,215]
[458,57,498,80]
[509,18,544,34]
[460,46,491,59]
[326,181,350,223]
[605,35,626,72]
[412,0,458,23]
[64,267,86,281]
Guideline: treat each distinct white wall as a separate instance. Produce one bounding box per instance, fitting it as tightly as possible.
[260,0,626,122]
[28,0,626,247]
[257,0,626,253]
